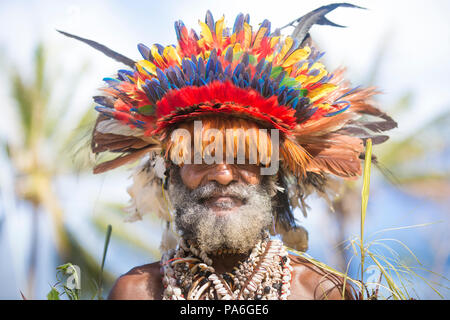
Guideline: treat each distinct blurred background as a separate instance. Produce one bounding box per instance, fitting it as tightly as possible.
[0,0,448,299]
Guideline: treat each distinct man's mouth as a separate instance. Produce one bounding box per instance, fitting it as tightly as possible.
[201,194,245,212]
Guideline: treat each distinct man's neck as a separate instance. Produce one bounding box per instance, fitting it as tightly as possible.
[209,253,249,274]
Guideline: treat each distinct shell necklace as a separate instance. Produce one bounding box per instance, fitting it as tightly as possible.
[160,236,292,300]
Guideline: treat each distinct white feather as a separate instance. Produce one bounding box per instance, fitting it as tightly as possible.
[159,224,179,253]
[124,160,172,222]
[154,155,166,179]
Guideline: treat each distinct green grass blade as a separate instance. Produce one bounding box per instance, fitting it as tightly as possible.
[97,224,112,299]
[360,138,372,293]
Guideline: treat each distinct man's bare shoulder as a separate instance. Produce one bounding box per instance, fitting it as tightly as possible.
[107,262,163,300]
[288,254,357,300]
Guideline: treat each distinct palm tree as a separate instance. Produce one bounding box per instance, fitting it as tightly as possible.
[2,42,105,298]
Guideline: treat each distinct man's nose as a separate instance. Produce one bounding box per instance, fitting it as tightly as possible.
[207,163,236,186]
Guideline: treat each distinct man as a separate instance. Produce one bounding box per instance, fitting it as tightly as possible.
[108,156,357,300]
[61,3,396,300]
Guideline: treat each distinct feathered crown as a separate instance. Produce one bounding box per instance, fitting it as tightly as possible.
[60,3,397,252]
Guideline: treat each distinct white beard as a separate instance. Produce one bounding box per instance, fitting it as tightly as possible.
[168,170,274,254]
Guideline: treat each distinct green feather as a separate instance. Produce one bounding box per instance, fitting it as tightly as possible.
[137,104,156,116]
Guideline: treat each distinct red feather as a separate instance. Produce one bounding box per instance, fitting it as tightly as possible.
[153,81,297,135]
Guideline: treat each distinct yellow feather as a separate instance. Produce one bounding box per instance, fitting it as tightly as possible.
[252,27,267,49]
[137,59,156,76]
[307,83,337,102]
[215,16,225,45]
[197,38,206,50]
[295,74,308,83]
[199,20,214,44]
[151,45,166,67]
[136,77,144,91]
[315,103,332,112]
[302,67,328,87]
[282,47,311,68]
[230,32,237,44]
[233,43,242,54]
[163,46,181,65]
[299,61,310,71]
[294,62,309,78]
[309,62,325,71]
[270,36,280,48]
[128,76,136,84]
[243,22,252,49]
[275,37,293,64]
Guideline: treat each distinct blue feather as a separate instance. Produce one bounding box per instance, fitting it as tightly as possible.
[156,68,170,91]
[335,86,360,100]
[95,106,115,118]
[205,10,215,32]
[137,43,150,60]
[103,77,120,86]
[325,101,350,117]
[233,13,244,34]
[93,96,114,108]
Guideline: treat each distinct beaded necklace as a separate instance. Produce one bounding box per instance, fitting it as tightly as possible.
[160,234,292,300]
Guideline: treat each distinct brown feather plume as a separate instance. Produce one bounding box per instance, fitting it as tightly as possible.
[302,134,364,178]
[91,117,159,174]
[290,70,397,180]
[93,145,158,174]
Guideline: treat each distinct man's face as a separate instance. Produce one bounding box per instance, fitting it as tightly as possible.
[168,163,275,253]
[179,163,262,216]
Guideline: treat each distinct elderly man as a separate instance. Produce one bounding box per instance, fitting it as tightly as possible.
[62,3,395,300]
[108,156,357,300]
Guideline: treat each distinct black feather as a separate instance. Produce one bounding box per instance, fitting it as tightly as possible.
[57,30,135,68]
[363,120,398,133]
[273,173,297,229]
[277,3,365,45]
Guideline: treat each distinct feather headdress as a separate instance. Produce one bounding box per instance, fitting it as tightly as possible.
[60,3,396,252]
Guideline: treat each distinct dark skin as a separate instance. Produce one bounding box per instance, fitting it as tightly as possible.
[108,163,355,300]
